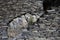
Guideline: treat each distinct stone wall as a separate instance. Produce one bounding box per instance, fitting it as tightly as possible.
[0,0,60,40]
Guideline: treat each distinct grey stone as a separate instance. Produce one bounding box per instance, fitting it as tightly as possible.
[9,15,28,29]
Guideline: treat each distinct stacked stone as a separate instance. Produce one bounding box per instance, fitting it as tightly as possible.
[0,0,60,40]
[8,0,60,40]
[8,0,44,40]
[0,0,44,25]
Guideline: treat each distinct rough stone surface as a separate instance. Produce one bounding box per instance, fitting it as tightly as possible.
[0,0,60,40]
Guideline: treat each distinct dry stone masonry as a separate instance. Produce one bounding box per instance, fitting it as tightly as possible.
[0,0,60,40]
